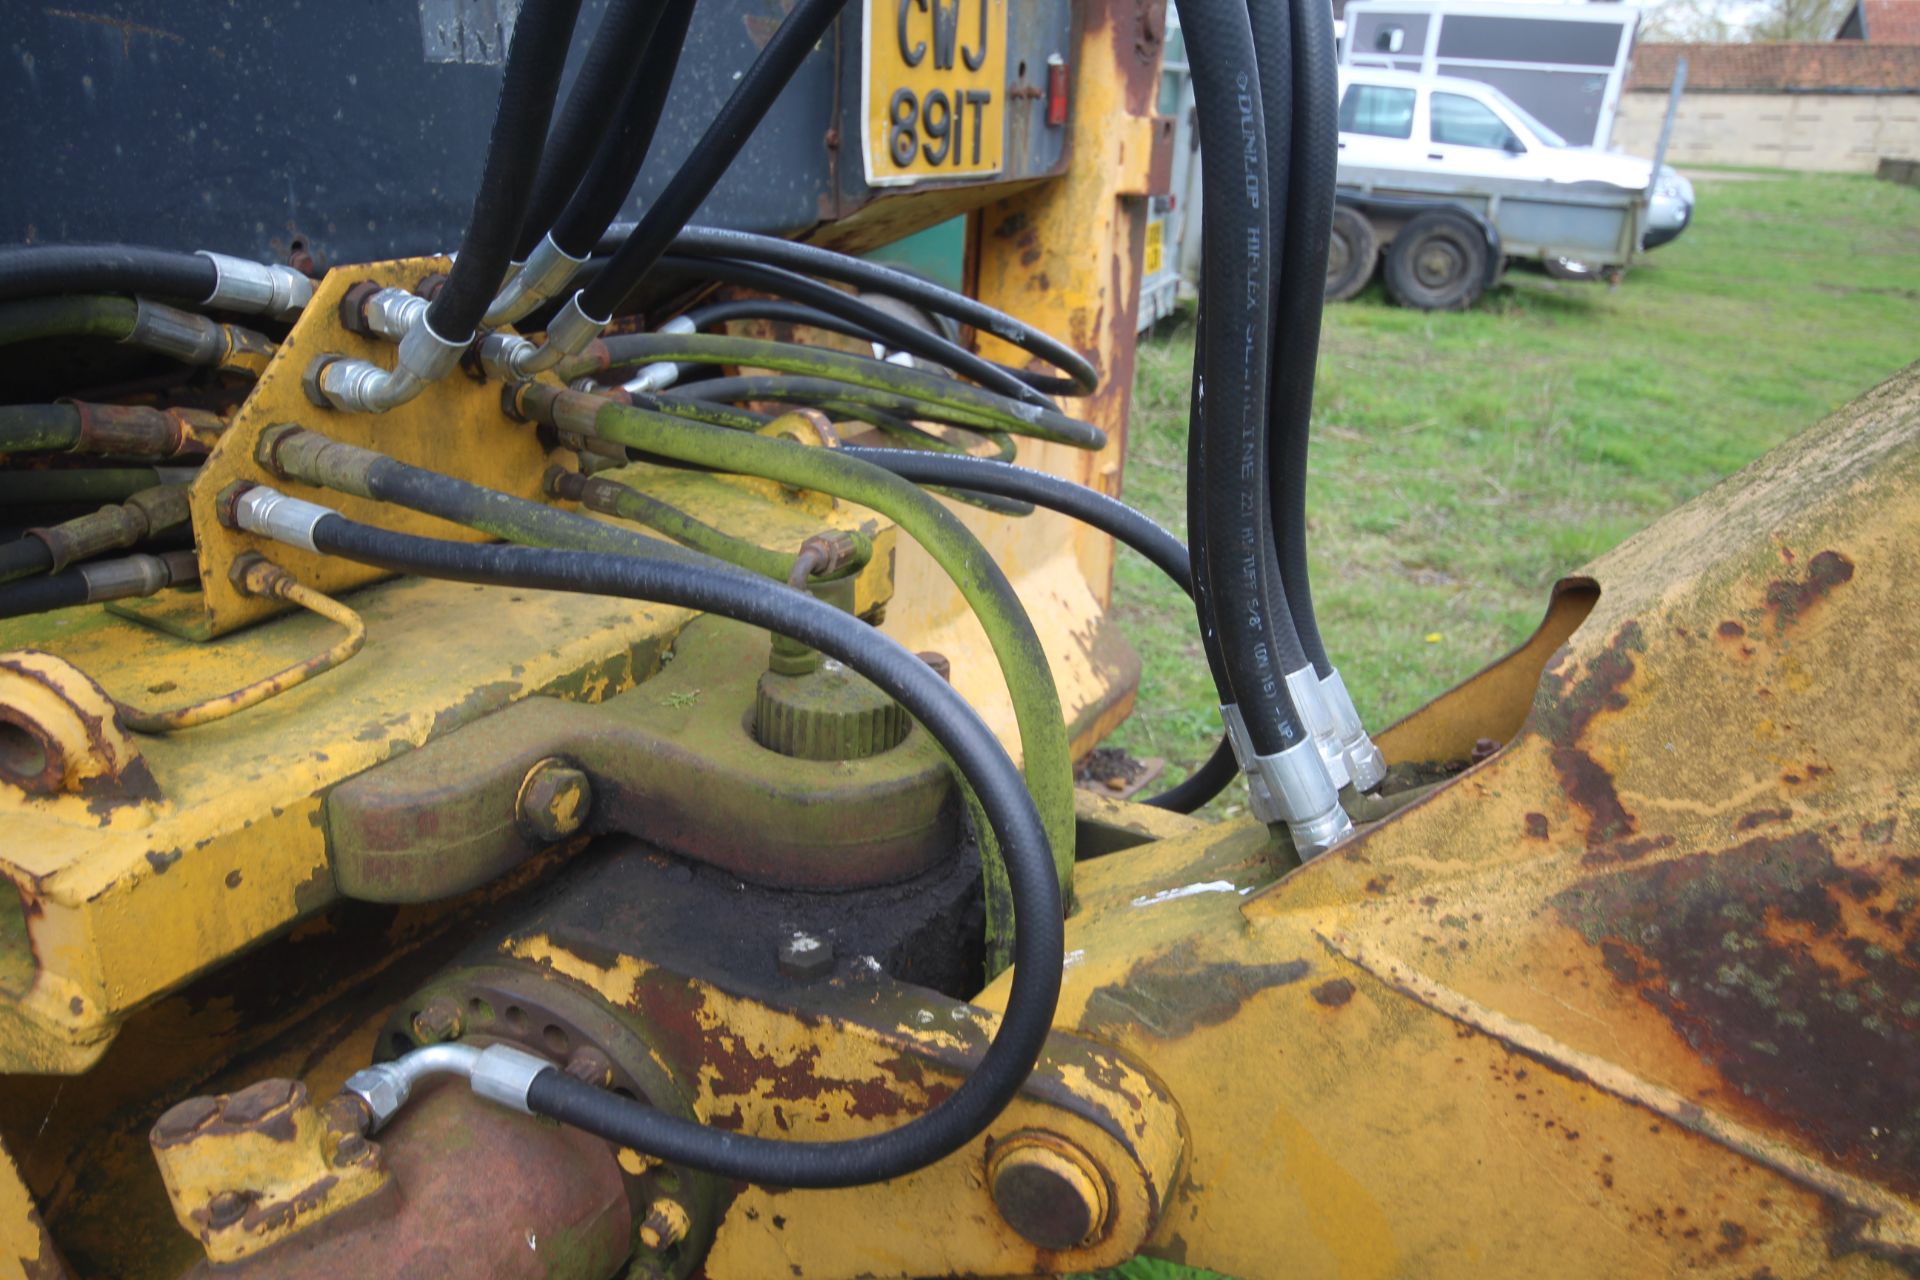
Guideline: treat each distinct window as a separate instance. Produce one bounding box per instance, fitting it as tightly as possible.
[1430,92,1522,151]
[1339,84,1416,140]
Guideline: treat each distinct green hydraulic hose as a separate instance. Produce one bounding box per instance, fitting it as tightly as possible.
[661,375,1061,442]
[0,296,137,346]
[514,382,1076,967]
[0,404,83,453]
[0,467,193,506]
[561,333,1106,449]
[547,465,871,584]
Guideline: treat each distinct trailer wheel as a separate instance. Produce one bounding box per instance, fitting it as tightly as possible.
[1382,210,1488,311]
[1325,205,1378,302]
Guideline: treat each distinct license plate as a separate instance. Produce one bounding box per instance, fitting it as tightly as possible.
[862,0,1007,186]
[1144,219,1165,276]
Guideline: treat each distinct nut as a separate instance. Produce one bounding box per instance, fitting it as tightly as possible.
[516,758,592,844]
[987,1132,1110,1251]
[411,996,464,1044]
[777,931,833,980]
[638,1197,690,1251]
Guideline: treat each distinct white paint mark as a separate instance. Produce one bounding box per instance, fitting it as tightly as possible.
[1130,880,1238,909]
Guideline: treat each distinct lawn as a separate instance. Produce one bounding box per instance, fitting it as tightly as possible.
[1099,168,1920,828]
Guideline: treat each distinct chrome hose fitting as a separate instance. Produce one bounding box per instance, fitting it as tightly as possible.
[1221,703,1354,858]
[618,313,698,394]
[356,287,431,343]
[230,486,335,551]
[195,251,314,321]
[1286,665,1353,791]
[310,313,467,414]
[477,292,609,381]
[483,233,589,328]
[1320,667,1388,792]
[343,1043,552,1133]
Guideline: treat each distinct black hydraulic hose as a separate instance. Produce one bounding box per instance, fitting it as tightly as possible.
[426,0,585,343]
[655,255,1056,410]
[664,225,1099,395]
[576,0,853,321]
[1143,739,1240,813]
[0,537,53,583]
[300,516,1062,1187]
[0,567,86,618]
[839,446,1236,813]
[1184,0,1311,754]
[549,0,699,258]
[678,297,1059,401]
[512,0,664,261]
[0,244,215,306]
[1184,296,1233,706]
[1267,0,1339,677]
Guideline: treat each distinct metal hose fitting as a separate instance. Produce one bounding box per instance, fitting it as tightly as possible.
[617,314,698,393]
[1286,665,1353,790]
[1320,667,1388,792]
[195,251,314,321]
[483,232,589,328]
[308,314,467,414]
[477,291,609,380]
[1221,703,1354,858]
[343,1042,554,1132]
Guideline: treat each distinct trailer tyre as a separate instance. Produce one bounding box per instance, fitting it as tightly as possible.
[1325,205,1378,302]
[1382,210,1488,311]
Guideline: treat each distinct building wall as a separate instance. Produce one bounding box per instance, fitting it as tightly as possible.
[1614,90,1920,172]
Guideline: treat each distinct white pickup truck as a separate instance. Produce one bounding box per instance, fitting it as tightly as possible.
[1330,67,1694,309]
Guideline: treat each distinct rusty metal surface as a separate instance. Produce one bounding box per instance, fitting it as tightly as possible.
[325,617,957,899]
[175,1082,632,1280]
[951,361,1920,1277]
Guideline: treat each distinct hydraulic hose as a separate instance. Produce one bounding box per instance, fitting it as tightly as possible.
[0,467,197,507]
[1182,0,1308,751]
[839,446,1235,813]
[663,376,1068,443]
[576,0,853,321]
[1265,0,1339,679]
[0,549,197,620]
[425,0,585,344]
[653,255,1055,409]
[565,334,1104,448]
[234,498,1062,1189]
[511,383,1077,954]
[546,467,870,583]
[1185,0,1350,852]
[511,0,664,261]
[665,225,1099,395]
[0,296,274,373]
[0,405,82,453]
[0,244,214,305]
[0,537,53,583]
[548,0,699,258]
[255,427,721,574]
[0,295,137,346]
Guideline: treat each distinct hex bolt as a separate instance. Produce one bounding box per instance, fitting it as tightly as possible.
[777,931,833,980]
[564,1045,615,1088]
[151,1095,222,1145]
[222,1078,299,1128]
[205,1190,249,1229]
[516,758,592,844]
[410,996,464,1045]
[917,650,951,683]
[987,1133,1111,1251]
[638,1197,690,1251]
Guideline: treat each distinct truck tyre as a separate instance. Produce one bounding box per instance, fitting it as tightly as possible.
[1382,210,1488,311]
[1325,205,1378,302]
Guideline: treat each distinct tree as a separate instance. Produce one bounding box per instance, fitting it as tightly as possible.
[1639,0,1856,41]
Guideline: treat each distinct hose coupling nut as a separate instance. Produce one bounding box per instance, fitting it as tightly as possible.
[1286,666,1352,791]
[1320,668,1388,792]
[196,251,314,321]
[349,287,432,343]
[230,485,334,551]
[1251,738,1352,859]
[482,233,589,328]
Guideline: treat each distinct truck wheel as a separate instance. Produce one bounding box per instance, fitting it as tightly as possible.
[1382,210,1488,311]
[1325,206,1378,302]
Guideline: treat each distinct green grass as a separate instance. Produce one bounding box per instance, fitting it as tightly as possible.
[1100,169,1920,823]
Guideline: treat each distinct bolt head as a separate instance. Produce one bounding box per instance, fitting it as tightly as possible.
[205,1190,249,1229]
[777,931,833,980]
[222,1078,299,1128]
[516,759,592,843]
[411,995,464,1044]
[988,1133,1109,1251]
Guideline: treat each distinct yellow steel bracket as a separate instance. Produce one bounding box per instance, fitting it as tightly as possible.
[125,257,554,640]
